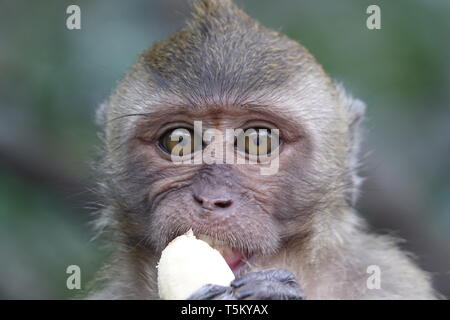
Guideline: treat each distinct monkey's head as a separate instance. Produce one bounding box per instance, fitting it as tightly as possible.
[96,0,365,275]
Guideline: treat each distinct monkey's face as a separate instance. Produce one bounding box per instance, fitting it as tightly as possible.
[103,77,352,276]
[99,0,360,275]
[138,111,298,274]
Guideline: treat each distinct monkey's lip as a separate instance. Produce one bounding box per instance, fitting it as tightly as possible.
[221,249,246,273]
[196,234,249,274]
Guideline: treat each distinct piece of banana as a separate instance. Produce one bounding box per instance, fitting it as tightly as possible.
[157,230,235,300]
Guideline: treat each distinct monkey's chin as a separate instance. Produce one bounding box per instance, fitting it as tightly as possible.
[196,234,250,276]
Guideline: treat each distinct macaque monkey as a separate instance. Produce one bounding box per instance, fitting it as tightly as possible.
[89,0,437,299]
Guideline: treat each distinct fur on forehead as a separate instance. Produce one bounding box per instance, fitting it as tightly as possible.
[97,0,364,148]
[140,0,327,107]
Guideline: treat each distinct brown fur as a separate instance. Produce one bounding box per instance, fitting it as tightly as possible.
[90,0,437,299]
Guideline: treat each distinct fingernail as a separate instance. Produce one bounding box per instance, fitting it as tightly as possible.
[234,289,253,299]
[230,278,245,288]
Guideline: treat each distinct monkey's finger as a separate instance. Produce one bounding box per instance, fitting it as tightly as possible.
[233,280,305,300]
[266,269,299,285]
[231,269,298,288]
[187,284,229,300]
[251,286,305,300]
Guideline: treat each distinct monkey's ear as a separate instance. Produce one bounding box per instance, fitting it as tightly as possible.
[347,98,366,130]
[336,84,366,206]
[335,83,366,129]
[96,100,109,127]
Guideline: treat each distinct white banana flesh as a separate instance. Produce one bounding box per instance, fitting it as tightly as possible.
[157,230,235,300]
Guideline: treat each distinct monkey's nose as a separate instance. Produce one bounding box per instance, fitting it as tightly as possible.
[193,194,233,210]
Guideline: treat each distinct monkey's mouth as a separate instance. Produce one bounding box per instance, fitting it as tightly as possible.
[196,234,251,275]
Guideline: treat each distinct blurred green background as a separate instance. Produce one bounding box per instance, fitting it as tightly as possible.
[0,0,449,299]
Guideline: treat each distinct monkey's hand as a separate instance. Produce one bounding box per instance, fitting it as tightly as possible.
[188,269,305,300]
[230,269,305,300]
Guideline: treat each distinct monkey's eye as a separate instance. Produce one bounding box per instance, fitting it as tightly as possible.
[159,128,197,156]
[236,128,279,156]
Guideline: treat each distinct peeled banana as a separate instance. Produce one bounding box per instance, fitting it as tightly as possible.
[157,230,235,300]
